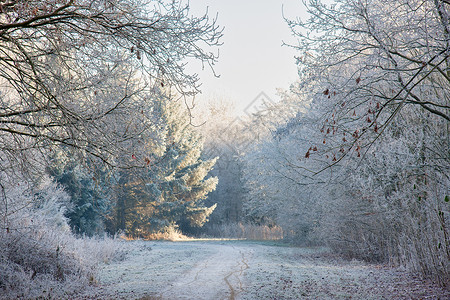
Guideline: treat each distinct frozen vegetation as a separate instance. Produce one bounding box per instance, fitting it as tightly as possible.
[85,240,449,299]
[0,0,449,299]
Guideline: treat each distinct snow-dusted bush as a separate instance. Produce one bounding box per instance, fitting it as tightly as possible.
[0,175,124,299]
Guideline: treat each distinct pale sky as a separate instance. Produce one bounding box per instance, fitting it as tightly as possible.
[186,0,307,115]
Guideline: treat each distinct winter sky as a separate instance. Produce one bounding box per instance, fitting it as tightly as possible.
[187,0,307,115]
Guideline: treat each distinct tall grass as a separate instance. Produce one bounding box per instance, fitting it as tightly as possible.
[0,176,127,299]
[199,223,283,240]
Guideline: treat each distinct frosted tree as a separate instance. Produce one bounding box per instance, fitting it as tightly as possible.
[242,89,327,242]
[47,147,114,236]
[191,102,246,228]
[116,90,218,237]
[244,78,448,281]
[191,91,302,231]
[0,0,222,235]
[286,0,449,166]
[0,0,222,172]
[241,0,449,284]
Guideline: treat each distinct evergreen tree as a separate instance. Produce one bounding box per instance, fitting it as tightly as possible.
[118,91,218,237]
[48,149,112,236]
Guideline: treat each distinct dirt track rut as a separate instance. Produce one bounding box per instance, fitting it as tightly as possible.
[160,244,252,300]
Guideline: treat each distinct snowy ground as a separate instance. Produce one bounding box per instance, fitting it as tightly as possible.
[82,240,449,299]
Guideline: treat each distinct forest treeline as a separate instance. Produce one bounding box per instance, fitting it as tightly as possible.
[235,0,449,287]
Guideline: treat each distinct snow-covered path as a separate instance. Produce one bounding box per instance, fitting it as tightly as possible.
[160,243,252,299]
[91,240,449,300]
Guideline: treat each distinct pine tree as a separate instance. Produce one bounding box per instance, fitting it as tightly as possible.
[48,149,112,236]
[118,91,218,237]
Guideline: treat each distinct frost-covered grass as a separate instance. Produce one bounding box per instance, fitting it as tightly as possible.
[197,223,283,240]
[91,240,217,299]
[241,242,450,299]
[123,226,190,242]
[2,228,447,299]
[0,226,126,299]
[90,240,449,299]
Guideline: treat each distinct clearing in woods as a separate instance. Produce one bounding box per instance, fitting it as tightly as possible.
[90,240,449,299]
